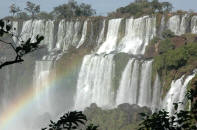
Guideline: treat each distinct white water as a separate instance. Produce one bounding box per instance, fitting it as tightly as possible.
[138,60,153,107]
[77,20,88,48]
[116,59,136,105]
[2,16,197,130]
[97,20,106,46]
[12,21,19,44]
[116,59,140,105]
[72,21,83,47]
[118,16,156,54]
[167,14,189,36]
[151,74,162,111]
[191,16,197,34]
[20,20,55,49]
[56,20,66,50]
[34,60,53,114]
[44,21,55,50]
[97,19,122,54]
[163,73,196,115]
[97,16,156,55]
[74,54,115,110]
[56,20,87,51]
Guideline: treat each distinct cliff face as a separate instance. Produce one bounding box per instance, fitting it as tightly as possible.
[0,14,197,129]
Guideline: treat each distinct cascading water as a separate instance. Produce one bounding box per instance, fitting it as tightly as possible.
[151,74,162,111]
[44,21,55,50]
[34,60,54,114]
[97,16,156,55]
[162,72,196,115]
[191,16,197,34]
[97,20,106,46]
[97,18,122,54]
[77,20,88,48]
[167,14,190,36]
[116,59,136,105]
[138,60,153,107]
[56,20,87,51]
[56,20,66,50]
[117,16,156,54]
[1,14,197,130]
[116,59,153,107]
[12,21,19,44]
[74,54,115,110]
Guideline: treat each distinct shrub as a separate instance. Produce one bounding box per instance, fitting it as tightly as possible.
[159,38,175,54]
[162,29,175,39]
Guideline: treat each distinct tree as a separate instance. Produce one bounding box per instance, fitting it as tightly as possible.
[0,19,44,69]
[151,0,162,13]
[161,2,173,12]
[78,3,96,16]
[110,0,173,17]
[9,4,21,16]
[16,12,30,20]
[52,0,95,19]
[25,1,40,19]
[42,111,98,130]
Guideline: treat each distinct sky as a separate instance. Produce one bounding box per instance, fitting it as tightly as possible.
[0,0,197,18]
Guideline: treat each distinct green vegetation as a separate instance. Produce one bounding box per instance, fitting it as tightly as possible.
[139,80,197,130]
[145,31,197,97]
[159,38,175,54]
[52,1,96,19]
[108,0,172,18]
[25,1,40,19]
[9,4,21,16]
[84,103,151,130]
[162,29,175,39]
[147,33,197,97]
[7,0,96,20]
[42,111,99,130]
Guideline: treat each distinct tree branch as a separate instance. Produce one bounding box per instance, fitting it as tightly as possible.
[0,55,24,69]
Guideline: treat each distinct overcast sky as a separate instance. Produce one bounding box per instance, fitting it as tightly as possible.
[0,0,197,18]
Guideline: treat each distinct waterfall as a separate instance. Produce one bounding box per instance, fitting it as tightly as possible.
[97,19,122,54]
[118,16,156,54]
[34,59,54,114]
[116,59,153,108]
[20,20,55,49]
[56,20,66,50]
[55,20,85,51]
[162,72,196,115]
[97,20,106,46]
[116,59,137,105]
[44,21,55,50]
[167,14,190,36]
[77,20,88,48]
[97,16,156,54]
[138,60,153,107]
[158,15,165,38]
[72,21,83,47]
[62,21,75,50]
[151,74,162,111]
[74,54,115,110]
[2,15,197,130]
[191,16,197,34]
[12,21,19,44]
[31,20,45,43]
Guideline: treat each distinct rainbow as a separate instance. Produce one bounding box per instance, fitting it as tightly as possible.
[0,54,83,130]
